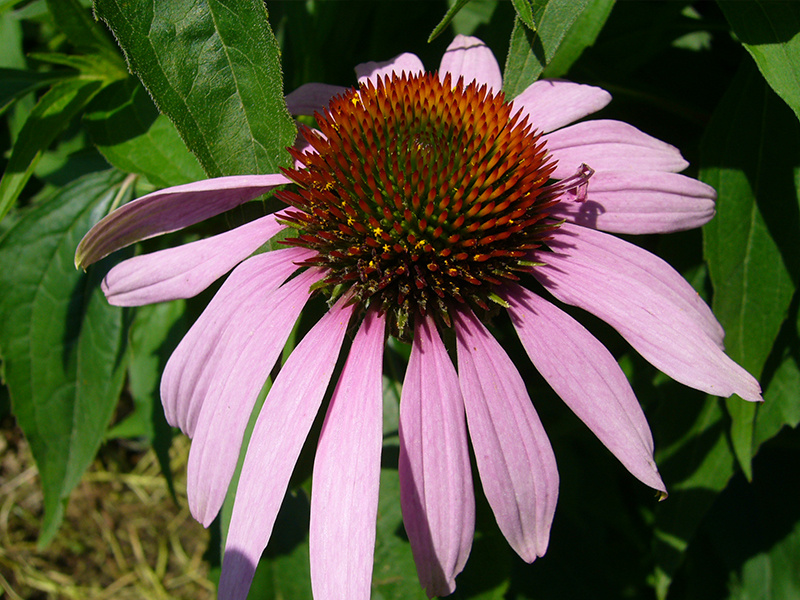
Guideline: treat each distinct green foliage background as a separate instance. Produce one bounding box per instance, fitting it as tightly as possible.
[1,0,799,598]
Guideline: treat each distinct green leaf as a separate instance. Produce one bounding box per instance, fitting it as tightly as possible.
[84,78,206,187]
[502,0,591,97]
[701,60,799,478]
[45,0,118,56]
[449,0,498,37]
[0,169,130,546]
[372,463,428,600]
[651,394,738,599]
[512,0,536,31]
[541,0,615,79]
[94,0,297,178]
[718,0,800,124]
[108,300,187,499]
[0,67,66,115]
[0,77,106,222]
[754,307,800,453]
[428,0,473,43]
[699,433,800,600]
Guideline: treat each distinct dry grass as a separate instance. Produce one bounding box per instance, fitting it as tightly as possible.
[0,419,214,600]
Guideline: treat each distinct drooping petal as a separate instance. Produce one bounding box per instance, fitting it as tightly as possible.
[533,223,762,402]
[160,253,316,438]
[103,212,290,306]
[504,285,665,492]
[544,120,689,179]
[218,300,356,600]
[399,314,474,598]
[548,171,717,234]
[356,52,425,86]
[310,309,385,600]
[453,307,558,563]
[285,82,348,115]
[511,80,612,134]
[75,174,291,268]
[186,268,324,526]
[439,34,502,92]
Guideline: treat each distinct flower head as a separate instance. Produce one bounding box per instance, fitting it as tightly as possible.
[77,35,761,600]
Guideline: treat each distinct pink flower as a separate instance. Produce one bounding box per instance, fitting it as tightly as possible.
[76,35,761,600]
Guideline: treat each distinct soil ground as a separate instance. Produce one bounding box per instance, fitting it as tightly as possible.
[0,417,213,599]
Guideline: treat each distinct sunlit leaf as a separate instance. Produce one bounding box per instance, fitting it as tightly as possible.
[0,77,105,222]
[503,0,591,97]
[94,0,296,178]
[701,61,799,477]
[0,170,130,546]
[84,79,206,187]
[541,0,614,79]
[428,0,472,43]
[719,0,800,124]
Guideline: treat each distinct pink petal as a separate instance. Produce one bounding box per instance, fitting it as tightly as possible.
[504,285,665,491]
[544,120,689,179]
[439,34,502,92]
[355,52,424,86]
[511,80,612,134]
[218,300,356,600]
[310,310,385,600]
[453,308,558,563]
[399,315,474,598]
[548,171,717,234]
[76,174,291,268]
[185,268,323,526]
[534,223,762,402]
[102,213,291,306]
[285,82,348,115]
[160,253,315,438]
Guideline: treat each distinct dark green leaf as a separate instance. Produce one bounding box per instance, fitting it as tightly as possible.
[701,61,799,477]
[0,67,65,115]
[0,77,106,222]
[449,0,498,37]
[541,0,614,79]
[698,431,800,600]
[754,307,800,453]
[428,0,473,43]
[718,0,800,124]
[373,462,428,600]
[502,0,591,97]
[94,0,296,178]
[512,0,536,31]
[651,394,737,599]
[27,52,128,80]
[0,169,130,546]
[85,79,206,187]
[45,0,118,56]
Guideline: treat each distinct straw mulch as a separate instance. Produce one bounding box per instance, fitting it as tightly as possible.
[0,418,214,600]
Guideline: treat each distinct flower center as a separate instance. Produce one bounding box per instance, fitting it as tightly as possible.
[278,72,571,339]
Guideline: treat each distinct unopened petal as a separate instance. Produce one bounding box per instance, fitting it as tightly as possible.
[218,300,355,600]
[310,310,385,600]
[186,268,322,526]
[534,224,762,402]
[399,315,474,598]
[505,285,665,492]
[454,308,558,563]
[356,53,424,86]
[439,34,502,92]
[103,213,291,306]
[285,82,347,116]
[160,252,315,437]
[544,120,689,179]
[549,171,717,234]
[511,80,612,134]
[75,174,290,268]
